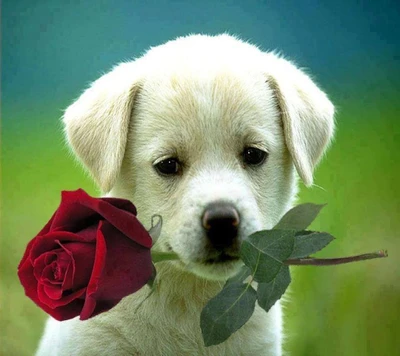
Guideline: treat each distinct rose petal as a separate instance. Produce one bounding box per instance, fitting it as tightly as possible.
[62,261,74,290]
[79,298,117,321]
[55,241,75,289]
[30,238,60,263]
[59,240,96,290]
[18,257,39,303]
[31,230,96,262]
[49,190,100,232]
[40,263,63,286]
[18,189,154,322]
[37,283,86,309]
[54,246,72,280]
[98,221,152,298]
[18,238,36,271]
[73,224,98,242]
[42,299,86,321]
[49,190,137,233]
[65,189,152,248]
[33,252,58,281]
[80,221,107,320]
[35,209,60,236]
[79,221,152,320]
[33,248,72,283]
[19,250,86,321]
[29,233,75,263]
[96,204,152,248]
[44,253,57,265]
[100,197,137,215]
[43,284,63,300]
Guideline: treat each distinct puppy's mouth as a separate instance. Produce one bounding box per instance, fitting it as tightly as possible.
[203,252,240,265]
[192,249,242,280]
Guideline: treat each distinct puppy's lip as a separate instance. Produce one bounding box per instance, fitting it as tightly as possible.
[203,252,240,265]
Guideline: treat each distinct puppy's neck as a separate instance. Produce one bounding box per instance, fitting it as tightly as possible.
[149,263,224,311]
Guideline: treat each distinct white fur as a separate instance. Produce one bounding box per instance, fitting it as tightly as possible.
[37,34,334,355]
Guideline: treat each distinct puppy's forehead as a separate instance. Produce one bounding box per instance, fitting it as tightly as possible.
[132,47,283,159]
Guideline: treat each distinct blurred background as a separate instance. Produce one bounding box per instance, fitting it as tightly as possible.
[2,0,399,355]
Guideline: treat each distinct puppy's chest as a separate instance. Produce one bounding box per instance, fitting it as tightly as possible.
[109,293,279,356]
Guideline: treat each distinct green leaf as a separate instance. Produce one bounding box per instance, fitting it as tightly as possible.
[135,264,158,313]
[224,266,252,287]
[148,215,163,243]
[240,230,295,283]
[146,264,157,288]
[151,252,180,263]
[274,203,325,230]
[199,203,333,347]
[200,282,257,347]
[290,231,335,259]
[257,265,291,313]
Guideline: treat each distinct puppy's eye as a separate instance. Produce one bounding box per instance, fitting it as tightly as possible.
[242,147,268,166]
[155,158,180,176]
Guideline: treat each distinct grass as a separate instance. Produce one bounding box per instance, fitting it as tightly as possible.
[1,111,399,355]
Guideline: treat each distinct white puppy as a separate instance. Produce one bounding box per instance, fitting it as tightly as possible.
[36,34,334,355]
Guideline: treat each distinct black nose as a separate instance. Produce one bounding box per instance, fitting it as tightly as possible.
[202,202,240,250]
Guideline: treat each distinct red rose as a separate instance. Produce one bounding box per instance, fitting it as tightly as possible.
[17,189,153,321]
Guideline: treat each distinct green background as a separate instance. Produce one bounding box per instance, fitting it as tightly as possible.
[2,1,399,355]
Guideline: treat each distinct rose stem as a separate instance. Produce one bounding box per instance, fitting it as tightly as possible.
[285,250,388,266]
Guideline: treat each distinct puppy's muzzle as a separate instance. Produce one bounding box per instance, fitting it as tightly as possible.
[202,202,240,250]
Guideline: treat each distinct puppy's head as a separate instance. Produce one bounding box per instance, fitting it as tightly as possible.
[64,34,334,281]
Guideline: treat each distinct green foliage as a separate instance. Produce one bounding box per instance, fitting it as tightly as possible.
[150,252,180,264]
[201,204,333,346]
[290,231,334,259]
[224,266,251,286]
[240,230,295,283]
[274,203,325,230]
[257,266,291,313]
[200,282,257,347]
[200,201,388,346]
[148,215,163,244]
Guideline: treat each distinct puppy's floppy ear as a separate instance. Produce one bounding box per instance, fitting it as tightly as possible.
[264,54,335,186]
[63,61,142,193]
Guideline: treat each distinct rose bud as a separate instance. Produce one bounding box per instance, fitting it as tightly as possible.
[17,189,153,321]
